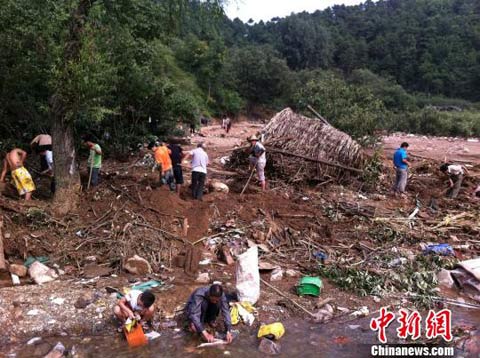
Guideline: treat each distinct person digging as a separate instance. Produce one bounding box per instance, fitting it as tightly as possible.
[248,135,267,191]
[185,284,233,344]
[440,163,469,199]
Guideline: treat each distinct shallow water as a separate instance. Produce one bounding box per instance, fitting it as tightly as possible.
[12,307,478,358]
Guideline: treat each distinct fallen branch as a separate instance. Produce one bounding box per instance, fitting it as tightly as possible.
[0,216,6,271]
[240,167,256,196]
[260,278,315,317]
[266,148,363,174]
[192,226,250,246]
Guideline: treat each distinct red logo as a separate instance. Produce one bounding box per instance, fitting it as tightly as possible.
[370,307,396,343]
[370,308,452,343]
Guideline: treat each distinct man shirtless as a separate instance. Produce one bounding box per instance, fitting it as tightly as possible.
[1,148,36,200]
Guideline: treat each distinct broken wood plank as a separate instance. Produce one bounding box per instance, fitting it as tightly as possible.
[266,148,363,174]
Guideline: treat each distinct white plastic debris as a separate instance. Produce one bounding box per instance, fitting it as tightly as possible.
[27,337,42,345]
[27,309,40,316]
[51,298,65,305]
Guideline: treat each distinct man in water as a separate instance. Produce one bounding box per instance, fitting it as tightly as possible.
[1,148,36,200]
[185,284,233,343]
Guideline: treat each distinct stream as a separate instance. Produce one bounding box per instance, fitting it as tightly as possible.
[9,307,479,358]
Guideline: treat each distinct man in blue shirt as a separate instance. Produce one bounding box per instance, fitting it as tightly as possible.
[393,142,410,196]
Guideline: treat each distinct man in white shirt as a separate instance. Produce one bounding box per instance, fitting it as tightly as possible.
[440,163,468,198]
[114,290,156,324]
[187,143,209,200]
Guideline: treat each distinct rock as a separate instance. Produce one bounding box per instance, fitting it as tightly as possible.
[258,338,281,355]
[44,342,65,358]
[9,264,27,277]
[285,269,300,278]
[437,269,455,289]
[196,272,210,283]
[28,261,58,285]
[124,255,152,275]
[209,180,229,194]
[463,333,480,356]
[313,309,333,323]
[83,264,113,279]
[270,268,283,282]
[27,337,42,345]
[219,246,234,266]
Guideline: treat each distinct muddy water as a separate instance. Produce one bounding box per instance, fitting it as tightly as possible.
[12,307,478,358]
[13,319,375,358]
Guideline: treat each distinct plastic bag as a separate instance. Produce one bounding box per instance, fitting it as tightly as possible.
[235,246,260,304]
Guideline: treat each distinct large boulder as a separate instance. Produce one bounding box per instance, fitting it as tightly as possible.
[124,255,152,275]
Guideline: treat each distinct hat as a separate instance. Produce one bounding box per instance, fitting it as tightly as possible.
[249,135,259,141]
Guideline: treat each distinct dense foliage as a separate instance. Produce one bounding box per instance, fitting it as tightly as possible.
[0,0,479,155]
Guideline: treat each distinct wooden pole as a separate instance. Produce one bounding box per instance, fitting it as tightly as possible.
[307,105,330,126]
[260,278,315,317]
[240,167,256,196]
[87,163,93,190]
[266,148,363,174]
[0,216,6,271]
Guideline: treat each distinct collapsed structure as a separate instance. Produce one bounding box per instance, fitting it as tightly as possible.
[231,108,364,182]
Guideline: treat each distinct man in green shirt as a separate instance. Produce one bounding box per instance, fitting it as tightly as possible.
[83,135,102,187]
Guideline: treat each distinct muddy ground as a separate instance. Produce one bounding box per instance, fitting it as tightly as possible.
[0,120,479,356]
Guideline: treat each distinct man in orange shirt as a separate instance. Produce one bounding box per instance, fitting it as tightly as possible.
[148,141,175,191]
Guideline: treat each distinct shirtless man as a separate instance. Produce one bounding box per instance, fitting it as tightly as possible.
[1,148,36,200]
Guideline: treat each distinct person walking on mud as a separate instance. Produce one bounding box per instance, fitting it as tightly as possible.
[149,140,175,191]
[392,142,410,197]
[440,163,469,199]
[248,135,267,191]
[1,148,36,200]
[186,143,208,200]
[167,140,185,195]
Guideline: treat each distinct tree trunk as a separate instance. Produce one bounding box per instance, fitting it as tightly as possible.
[50,0,96,215]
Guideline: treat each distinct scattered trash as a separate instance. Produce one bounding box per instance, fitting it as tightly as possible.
[196,272,210,283]
[422,243,455,256]
[350,306,369,318]
[231,302,256,326]
[196,339,228,348]
[9,263,27,277]
[27,309,40,316]
[258,338,281,355]
[124,322,148,347]
[51,297,65,305]
[199,259,212,265]
[24,256,49,268]
[313,252,328,264]
[43,342,65,358]
[124,255,152,275]
[388,257,408,268]
[258,322,285,340]
[28,261,58,284]
[236,246,260,304]
[270,268,283,282]
[10,273,20,285]
[297,277,322,297]
[27,337,42,345]
[348,325,361,330]
[313,308,333,323]
[219,245,234,266]
[285,269,300,277]
[145,331,161,341]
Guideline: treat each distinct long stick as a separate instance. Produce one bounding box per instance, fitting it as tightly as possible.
[267,148,363,174]
[240,167,256,196]
[0,216,6,271]
[307,105,330,126]
[260,278,315,317]
[87,163,93,190]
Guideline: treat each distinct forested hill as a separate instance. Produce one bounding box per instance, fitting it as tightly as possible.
[223,0,480,101]
[0,0,479,152]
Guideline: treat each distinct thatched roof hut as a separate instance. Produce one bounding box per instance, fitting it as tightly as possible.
[246,108,364,181]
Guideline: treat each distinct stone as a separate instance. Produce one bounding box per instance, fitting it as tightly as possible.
[9,264,27,277]
[28,261,58,284]
[124,255,152,275]
[437,269,455,289]
[209,180,229,194]
[44,342,65,358]
[270,268,283,282]
[74,292,95,309]
[83,264,113,279]
[258,338,281,355]
[219,246,234,266]
[285,269,300,278]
